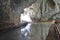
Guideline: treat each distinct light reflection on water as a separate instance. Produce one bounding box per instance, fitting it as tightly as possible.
[20,13,32,40]
[21,23,31,36]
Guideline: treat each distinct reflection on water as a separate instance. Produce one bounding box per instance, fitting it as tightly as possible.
[20,13,32,40]
[21,23,31,40]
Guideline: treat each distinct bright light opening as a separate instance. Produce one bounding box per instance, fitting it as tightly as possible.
[20,8,32,38]
[20,14,32,23]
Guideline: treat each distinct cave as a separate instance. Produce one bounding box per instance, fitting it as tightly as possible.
[0,0,60,40]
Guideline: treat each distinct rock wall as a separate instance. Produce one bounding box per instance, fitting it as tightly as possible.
[0,0,60,31]
[0,0,36,28]
[23,0,60,21]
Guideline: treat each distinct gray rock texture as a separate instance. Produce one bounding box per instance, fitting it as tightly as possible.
[23,0,60,21]
[0,0,36,28]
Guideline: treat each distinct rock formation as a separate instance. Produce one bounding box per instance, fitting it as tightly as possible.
[0,0,36,29]
[0,0,60,29]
